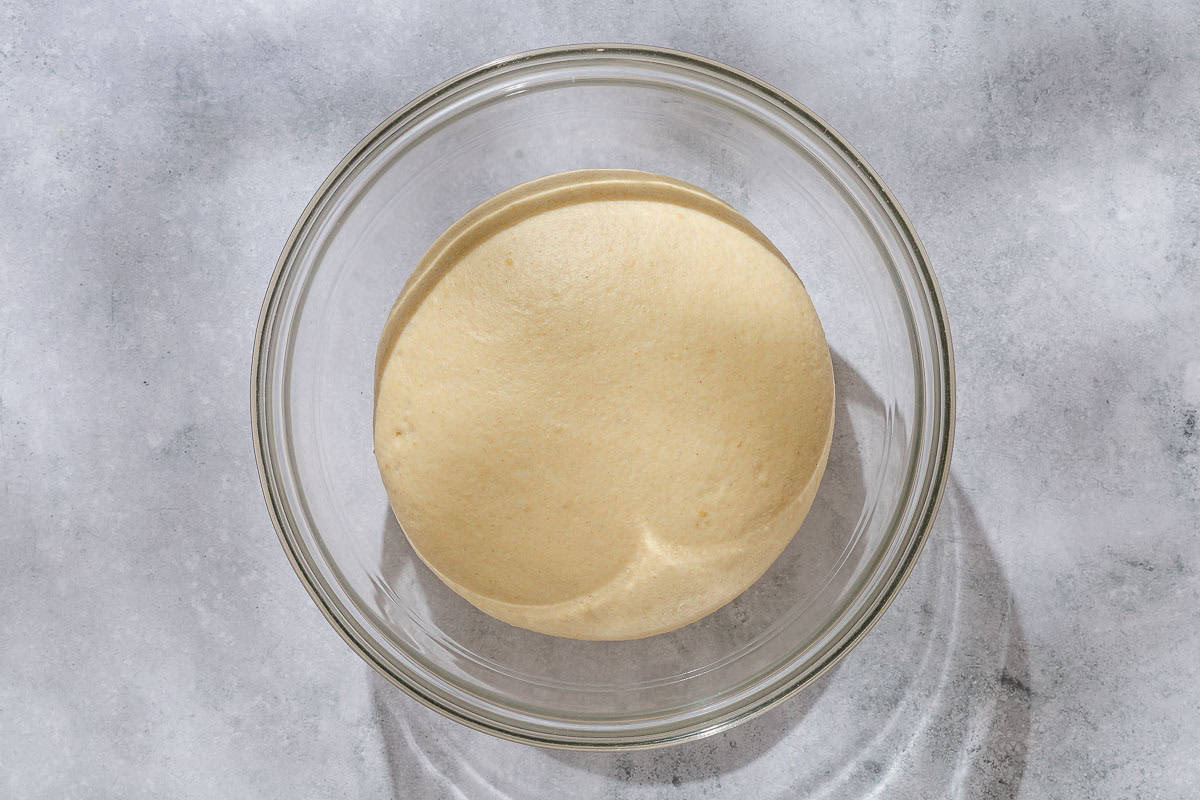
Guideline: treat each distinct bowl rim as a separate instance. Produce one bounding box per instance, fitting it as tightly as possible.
[251,42,956,750]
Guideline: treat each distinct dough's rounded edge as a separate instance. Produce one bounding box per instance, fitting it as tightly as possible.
[373,169,834,640]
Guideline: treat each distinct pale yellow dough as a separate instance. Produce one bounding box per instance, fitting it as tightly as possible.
[374,170,834,640]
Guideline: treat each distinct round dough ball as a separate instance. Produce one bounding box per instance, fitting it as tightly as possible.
[374,170,834,640]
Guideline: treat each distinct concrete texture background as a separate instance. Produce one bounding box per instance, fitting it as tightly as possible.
[2,0,1198,797]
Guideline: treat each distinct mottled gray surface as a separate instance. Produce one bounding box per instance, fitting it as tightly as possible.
[2,1,1199,797]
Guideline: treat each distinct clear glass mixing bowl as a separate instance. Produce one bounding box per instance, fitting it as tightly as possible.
[252,45,954,749]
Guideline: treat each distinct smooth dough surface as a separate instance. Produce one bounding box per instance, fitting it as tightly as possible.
[374,170,834,640]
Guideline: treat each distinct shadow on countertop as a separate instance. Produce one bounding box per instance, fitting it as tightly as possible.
[367,478,1031,799]
[364,350,1033,798]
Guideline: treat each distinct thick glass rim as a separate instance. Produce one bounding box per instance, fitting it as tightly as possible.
[251,43,955,750]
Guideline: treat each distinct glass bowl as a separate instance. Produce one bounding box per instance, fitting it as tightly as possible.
[252,44,954,749]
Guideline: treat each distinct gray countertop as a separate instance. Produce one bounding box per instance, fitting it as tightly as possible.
[3,1,1198,797]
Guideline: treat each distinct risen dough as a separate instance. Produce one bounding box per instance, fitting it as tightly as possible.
[374,170,834,640]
